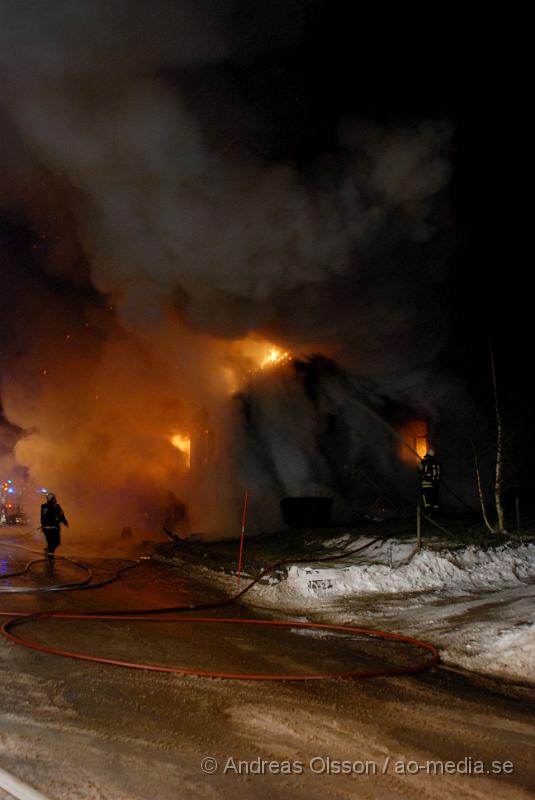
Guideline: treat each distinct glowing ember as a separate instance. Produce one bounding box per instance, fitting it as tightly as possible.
[259,347,292,370]
[399,420,428,464]
[230,336,293,373]
[170,434,191,468]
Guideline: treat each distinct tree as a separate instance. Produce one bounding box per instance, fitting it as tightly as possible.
[473,344,507,534]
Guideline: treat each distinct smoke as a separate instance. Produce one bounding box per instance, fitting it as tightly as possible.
[0,1,458,538]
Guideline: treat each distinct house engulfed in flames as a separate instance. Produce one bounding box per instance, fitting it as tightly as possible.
[165,340,432,531]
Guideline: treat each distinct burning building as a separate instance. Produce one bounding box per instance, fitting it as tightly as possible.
[0,2,460,539]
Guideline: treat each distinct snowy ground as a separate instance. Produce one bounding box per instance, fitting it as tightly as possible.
[2,532,535,799]
[194,537,535,685]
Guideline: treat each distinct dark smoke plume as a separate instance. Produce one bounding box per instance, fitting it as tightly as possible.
[0,1,459,537]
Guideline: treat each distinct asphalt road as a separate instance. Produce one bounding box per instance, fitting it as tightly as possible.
[0,540,534,800]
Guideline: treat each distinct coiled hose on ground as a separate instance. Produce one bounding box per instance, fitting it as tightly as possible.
[0,531,438,681]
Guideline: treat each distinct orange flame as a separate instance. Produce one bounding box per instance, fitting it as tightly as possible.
[170,434,191,468]
[259,347,292,370]
[399,420,428,464]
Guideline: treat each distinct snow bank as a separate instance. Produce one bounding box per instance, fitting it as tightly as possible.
[249,543,535,604]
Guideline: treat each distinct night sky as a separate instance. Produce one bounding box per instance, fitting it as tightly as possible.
[0,2,530,533]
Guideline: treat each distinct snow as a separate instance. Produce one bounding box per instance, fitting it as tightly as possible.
[259,542,535,598]
[236,540,535,685]
[442,619,535,684]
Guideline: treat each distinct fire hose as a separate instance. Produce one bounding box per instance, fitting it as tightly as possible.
[0,532,439,681]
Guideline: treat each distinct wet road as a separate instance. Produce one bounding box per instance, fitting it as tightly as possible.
[1,536,534,799]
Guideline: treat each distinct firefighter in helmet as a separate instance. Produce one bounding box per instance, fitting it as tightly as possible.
[40,492,69,564]
[418,448,441,515]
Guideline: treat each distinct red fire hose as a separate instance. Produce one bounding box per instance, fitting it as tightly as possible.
[0,537,439,681]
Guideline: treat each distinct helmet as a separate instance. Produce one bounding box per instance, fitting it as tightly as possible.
[426,448,435,457]
[46,492,56,502]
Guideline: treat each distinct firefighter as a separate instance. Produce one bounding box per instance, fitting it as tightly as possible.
[418,448,441,515]
[40,492,69,564]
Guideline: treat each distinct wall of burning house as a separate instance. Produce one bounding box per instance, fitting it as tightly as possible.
[227,355,443,533]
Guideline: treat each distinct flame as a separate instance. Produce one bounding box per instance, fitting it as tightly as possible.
[399,420,428,464]
[170,434,191,468]
[259,347,292,369]
[228,335,292,370]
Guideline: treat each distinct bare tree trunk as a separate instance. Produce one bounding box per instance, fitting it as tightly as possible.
[471,438,496,533]
[490,344,507,533]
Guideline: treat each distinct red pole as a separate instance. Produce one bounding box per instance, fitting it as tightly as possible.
[237,491,249,589]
